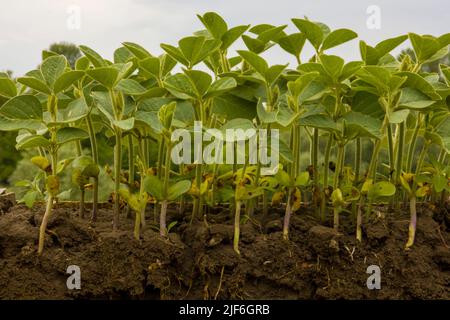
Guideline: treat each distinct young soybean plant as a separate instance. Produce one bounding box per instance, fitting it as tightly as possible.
[1,55,88,254]
[143,102,191,237]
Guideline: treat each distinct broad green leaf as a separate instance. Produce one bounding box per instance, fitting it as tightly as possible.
[143,175,163,200]
[17,76,52,95]
[367,181,396,199]
[299,113,336,131]
[388,109,410,124]
[292,18,323,50]
[158,102,176,129]
[212,94,257,120]
[409,33,440,63]
[340,61,363,81]
[168,180,191,200]
[237,50,268,75]
[139,57,160,78]
[0,78,17,98]
[205,77,237,98]
[79,45,107,67]
[86,67,119,89]
[164,73,196,99]
[321,28,357,51]
[179,36,221,67]
[197,12,228,39]
[221,25,249,50]
[295,172,310,186]
[75,56,90,70]
[242,35,266,53]
[342,112,382,139]
[432,175,447,193]
[113,117,135,131]
[40,55,67,88]
[184,70,212,98]
[56,127,89,145]
[122,42,152,59]
[265,64,287,85]
[53,70,84,93]
[16,135,50,150]
[116,79,146,95]
[319,54,344,82]
[0,95,42,120]
[399,88,435,109]
[257,99,277,123]
[278,33,306,58]
[0,117,43,131]
[160,43,189,67]
[114,46,134,64]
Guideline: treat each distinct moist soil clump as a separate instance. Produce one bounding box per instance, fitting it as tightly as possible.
[0,202,449,299]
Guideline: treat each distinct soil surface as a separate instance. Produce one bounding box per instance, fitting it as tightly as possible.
[0,200,449,300]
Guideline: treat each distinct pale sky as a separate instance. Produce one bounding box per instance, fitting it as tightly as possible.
[1,0,449,75]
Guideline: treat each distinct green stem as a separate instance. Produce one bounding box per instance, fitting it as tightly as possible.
[161,141,172,237]
[406,114,421,173]
[113,131,122,231]
[321,134,333,221]
[85,115,99,221]
[387,123,395,180]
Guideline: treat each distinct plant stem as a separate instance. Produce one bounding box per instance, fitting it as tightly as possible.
[321,134,333,221]
[161,141,172,237]
[38,195,54,255]
[312,128,320,214]
[127,135,135,219]
[406,114,421,173]
[356,197,364,241]
[85,115,99,221]
[113,131,122,231]
[283,188,293,240]
[387,123,395,180]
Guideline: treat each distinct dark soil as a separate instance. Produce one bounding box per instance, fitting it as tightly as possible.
[0,200,449,300]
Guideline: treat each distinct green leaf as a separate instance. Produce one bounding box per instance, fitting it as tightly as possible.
[184,70,212,98]
[319,54,344,82]
[79,45,107,67]
[367,181,396,199]
[432,175,447,193]
[56,127,89,145]
[205,77,237,98]
[212,94,257,120]
[143,175,163,200]
[122,42,152,59]
[139,57,160,78]
[164,73,196,99]
[0,117,43,131]
[53,70,85,93]
[409,33,440,63]
[168,180,191,201]
[399,88,435,109]
[221,25,249,50]
[158,102,176,129]
[40,55,67,88]
[257,98,277,123]
[0,95,43,120]
[113,118,135,131]
[16,135,50,150]
[86,67,119,89]
[237,50,268,75]
[17,76,52,95]
[275,169,291,187]
[387,109,410,124]
[292,18,323,50]
[115,79,146,95]
[278,33,306,58]
[197,12,228,39]
[0,78,17,98]
[295,172,310,186]
[179,36,221,67]
[265,64,287,85]
[160,43,189,67]
[321,28,357,51]
[342,112,383,139]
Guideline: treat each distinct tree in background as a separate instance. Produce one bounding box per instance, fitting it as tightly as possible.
[48,42,81,68]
